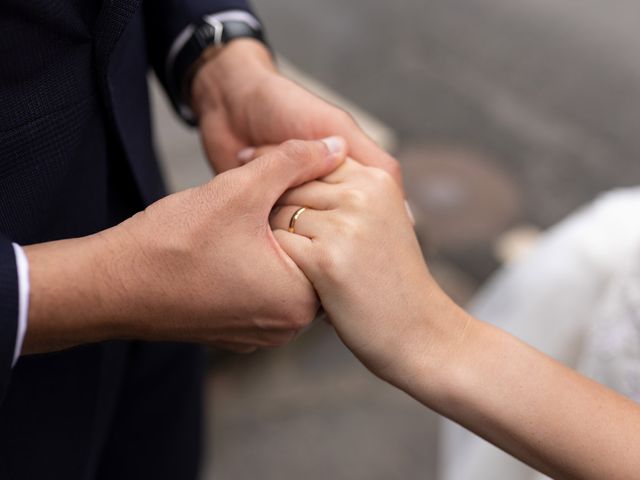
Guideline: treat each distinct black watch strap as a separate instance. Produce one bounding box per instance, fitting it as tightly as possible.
[170,17,267,123]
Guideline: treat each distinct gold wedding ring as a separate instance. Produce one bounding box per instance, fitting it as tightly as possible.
[288,207,307,234]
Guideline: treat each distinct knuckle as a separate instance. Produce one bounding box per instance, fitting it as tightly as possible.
[364,165,397,191]
[331,213,358,236]
[263,296,316,335]
[284,295,318,331]
[248,317,298,347]
[341,187,369,209]
[267,330,297,348]
[285,305,316,331]
[369,165,394,183]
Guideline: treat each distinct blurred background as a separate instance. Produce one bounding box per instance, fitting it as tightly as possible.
[149,0,640,478]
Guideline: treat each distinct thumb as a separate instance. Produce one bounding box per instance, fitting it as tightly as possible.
[242,137,346,206]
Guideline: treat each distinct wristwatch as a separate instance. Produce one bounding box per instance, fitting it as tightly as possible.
[168,13,268,123]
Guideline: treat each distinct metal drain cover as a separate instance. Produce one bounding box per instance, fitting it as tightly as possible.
[400,145,523,249]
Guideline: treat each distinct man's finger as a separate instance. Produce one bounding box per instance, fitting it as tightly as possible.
[243,137,347,206]
[237,145,278,165]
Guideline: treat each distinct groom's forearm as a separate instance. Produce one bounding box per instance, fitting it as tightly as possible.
[22,231,130,355]
[399,305,640,480]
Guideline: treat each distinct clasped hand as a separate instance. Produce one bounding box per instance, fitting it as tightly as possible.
[260,154,437,378]
[23,139,347,354]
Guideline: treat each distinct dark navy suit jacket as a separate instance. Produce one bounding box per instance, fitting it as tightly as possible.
[0,1,252,477]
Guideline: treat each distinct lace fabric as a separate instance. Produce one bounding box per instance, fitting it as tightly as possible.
[440,187,640,480]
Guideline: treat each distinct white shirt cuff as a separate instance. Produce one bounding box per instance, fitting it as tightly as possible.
[165,10,262,123]
[11,243,29,367]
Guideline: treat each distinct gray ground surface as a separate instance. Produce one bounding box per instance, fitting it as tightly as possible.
[257,0,640,226]
[152,2,640,478]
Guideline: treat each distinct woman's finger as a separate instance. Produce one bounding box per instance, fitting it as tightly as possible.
[269,206,324,239]
[272,229,319,280]
[321,157,365,184]
[277,181,343,211]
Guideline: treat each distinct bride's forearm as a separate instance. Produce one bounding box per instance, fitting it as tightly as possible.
[396,298,640,480]
[266,154,640,478]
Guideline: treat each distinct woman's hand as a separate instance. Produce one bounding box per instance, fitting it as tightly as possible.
[268,159,468,380]
[266,156,640,480]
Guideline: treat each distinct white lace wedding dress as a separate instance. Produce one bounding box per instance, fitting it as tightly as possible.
[439,187,640,480]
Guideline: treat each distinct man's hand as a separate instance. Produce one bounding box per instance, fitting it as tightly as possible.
[191,39,402,186]
[23,138,346,355]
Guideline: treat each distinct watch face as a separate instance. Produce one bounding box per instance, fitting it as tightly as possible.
[170,18,266,116]
[220,21,262,43]
[194,23,219,49]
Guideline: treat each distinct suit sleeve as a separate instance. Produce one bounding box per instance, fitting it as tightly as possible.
[144,0,257,102]
[0,237,19,402]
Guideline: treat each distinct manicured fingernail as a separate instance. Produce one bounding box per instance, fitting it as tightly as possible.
[405,200,416,225]
[321,136,345,156]
[237,147,256,163]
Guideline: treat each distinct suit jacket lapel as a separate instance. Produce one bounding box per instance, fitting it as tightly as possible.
[94,0,141,86]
